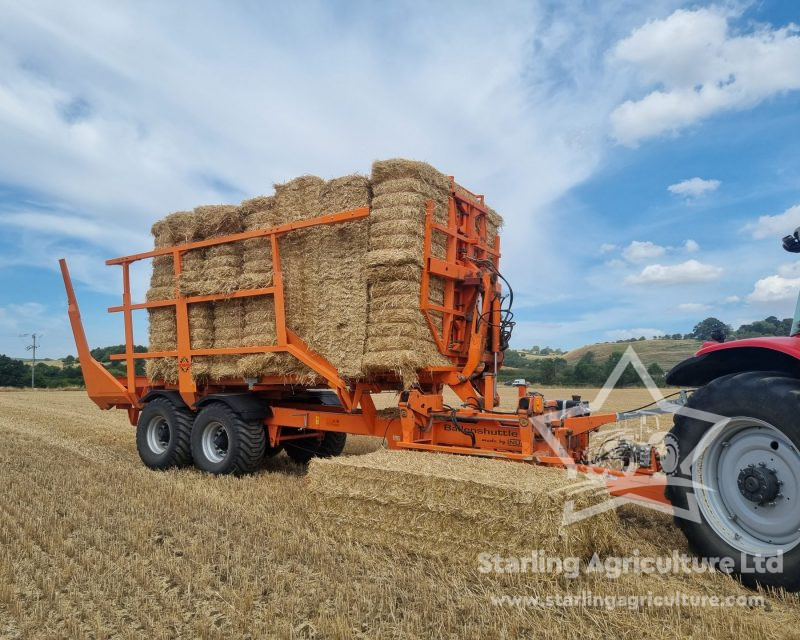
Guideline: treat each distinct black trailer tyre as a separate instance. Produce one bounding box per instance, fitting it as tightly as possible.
[136,397,194,470]
[666,371,800,590]
[284,431,347,464]
[191,403,266,475]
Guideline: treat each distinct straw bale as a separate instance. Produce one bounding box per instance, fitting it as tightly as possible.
[238,194,278,379]
[179,205,242,381]
[177,205,241,297]
[211,300,244,379]
[280,174,369,380]
[308,450,619,558]
[236,175,369,381]
[363,160,454,384]
[370,159,451,193]
[145,210,193,383]
[184,303,212,382]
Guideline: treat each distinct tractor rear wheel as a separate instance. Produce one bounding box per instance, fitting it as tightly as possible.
[191,403,266,475]
[136,397,194,470]
[284,431,347,464]
[666,371,800,590]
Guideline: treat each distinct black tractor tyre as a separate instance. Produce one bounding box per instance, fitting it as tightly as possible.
[284,431,347,464]
[191,403,266,475]
[666,371,800,590]
[136,397,194,470]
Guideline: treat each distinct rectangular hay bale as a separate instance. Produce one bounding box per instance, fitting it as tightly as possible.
[307,450,620,558]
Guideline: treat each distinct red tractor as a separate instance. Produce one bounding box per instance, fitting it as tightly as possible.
[665,227,800,590]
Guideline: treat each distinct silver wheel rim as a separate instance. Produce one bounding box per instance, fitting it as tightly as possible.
[201,420,229,464]
[146,416,170,454]
[693,416,800,556]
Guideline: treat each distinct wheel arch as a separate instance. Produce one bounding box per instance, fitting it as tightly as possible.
[667,346,800,387]
[195,393,271,423]
[141,389,188,409]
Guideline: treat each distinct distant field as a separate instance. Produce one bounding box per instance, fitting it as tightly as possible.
[516,339,702,372]
[563,339,702,370]
[14,358,65,369]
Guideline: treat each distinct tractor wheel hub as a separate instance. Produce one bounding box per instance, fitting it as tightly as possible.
[737,464,779,504]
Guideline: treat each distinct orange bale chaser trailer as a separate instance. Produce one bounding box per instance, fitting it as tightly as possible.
[60,180,666,501]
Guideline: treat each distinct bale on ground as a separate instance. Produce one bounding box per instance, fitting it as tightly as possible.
[308,450,619,558]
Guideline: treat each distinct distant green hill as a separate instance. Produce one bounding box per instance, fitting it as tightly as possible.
[501,339,702,386]
[563,339,702,372]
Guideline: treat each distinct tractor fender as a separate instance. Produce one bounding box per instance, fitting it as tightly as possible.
[667,337,800,387]
[194,393,271,423]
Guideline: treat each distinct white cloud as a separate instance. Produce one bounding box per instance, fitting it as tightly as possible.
[0,302,47,331]
[743,204,800,239]
[0,0,671,307]
[724,295,741,303]
[748,275,800,303]
[606,328,665,340]
[622,240,666,262]
[626,259,723,285]
[677,302,711,313]
[605,258,626,268]
[746,263,800,303]
[667,178,720,198]
[600,243,618,254]
[1,211,149,247]
[684,239,700,252]
[610,8,800,146]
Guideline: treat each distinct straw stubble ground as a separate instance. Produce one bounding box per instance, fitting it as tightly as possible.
[1,389,799,639]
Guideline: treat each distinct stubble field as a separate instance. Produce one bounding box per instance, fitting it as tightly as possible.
[1,389,798,639]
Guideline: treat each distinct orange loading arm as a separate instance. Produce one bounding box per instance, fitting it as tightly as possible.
[59,259,134,410]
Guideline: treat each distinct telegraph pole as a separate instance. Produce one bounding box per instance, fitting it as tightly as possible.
[21,333,39,389]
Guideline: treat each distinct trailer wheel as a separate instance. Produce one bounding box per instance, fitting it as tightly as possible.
[191,403,266,475]
[136,397,194,470]
[666,371,800,590]
[284,432,347,464]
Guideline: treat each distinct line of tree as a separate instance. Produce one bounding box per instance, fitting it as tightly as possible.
[0,346,146,388]
[606,316,794,344]
[501,349,664,387]
[690,316,793,341]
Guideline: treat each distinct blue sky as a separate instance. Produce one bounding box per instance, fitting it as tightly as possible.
[1,0,799,358]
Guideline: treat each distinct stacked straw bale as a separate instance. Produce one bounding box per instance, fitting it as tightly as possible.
[145,211,196,384]
[238,194,279,379]
[176,205,242,382]
[237,175,370,381]
[308,450,620,558]
[362,160,451,384]
[144,159,502,387]
[362,160,502,384]
[204,206,246,380]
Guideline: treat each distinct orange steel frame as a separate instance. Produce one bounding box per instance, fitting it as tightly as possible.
[60,180,670,507]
